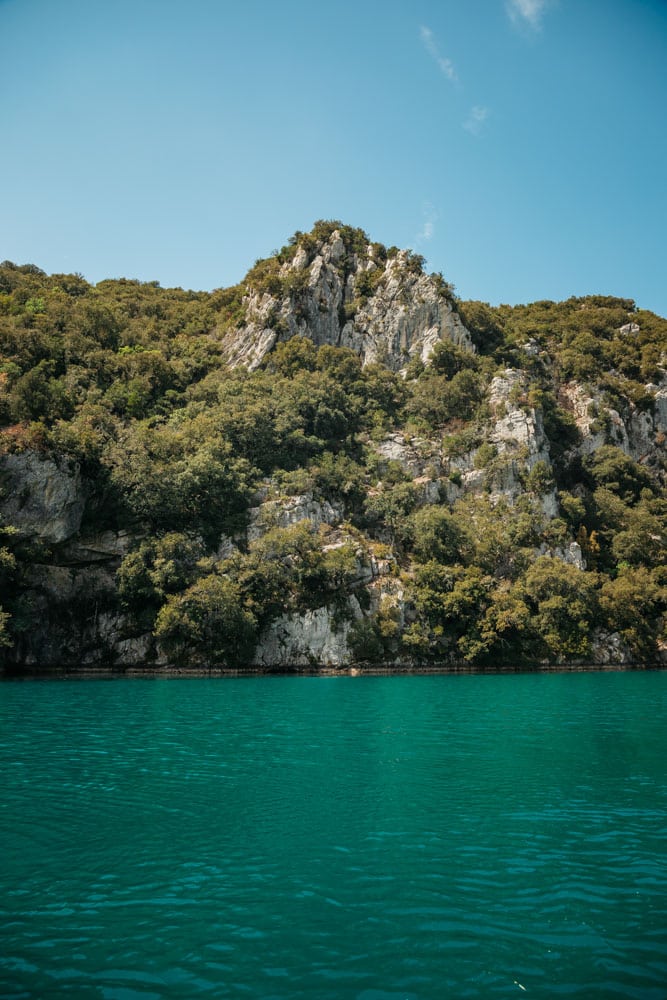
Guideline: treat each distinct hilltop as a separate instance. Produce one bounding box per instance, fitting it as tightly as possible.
[0,222,665,672]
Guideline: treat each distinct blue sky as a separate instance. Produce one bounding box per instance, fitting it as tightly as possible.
[2,0,666,314]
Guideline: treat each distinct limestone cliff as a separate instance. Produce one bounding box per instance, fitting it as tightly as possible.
[3,358,664,670]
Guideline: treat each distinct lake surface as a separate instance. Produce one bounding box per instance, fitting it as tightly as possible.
[1,673,666,999]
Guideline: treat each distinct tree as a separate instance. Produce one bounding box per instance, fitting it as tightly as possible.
[456,300,506,353]
[106,421,256,542]
[587,446,654,503]
[364,482,418,547]
[409,506,465,564]
[117,533,206,621]
[408,562,494,660]
[230,521,363,625]
[267,336,318,376]
[458,580,532,663]
[154,575,257,666]
[525,460,555,496]
[428,340,478,378]
[599,567,666,661]
[524,557,599,661]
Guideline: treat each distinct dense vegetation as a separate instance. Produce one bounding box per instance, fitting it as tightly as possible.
[0,222,665,668]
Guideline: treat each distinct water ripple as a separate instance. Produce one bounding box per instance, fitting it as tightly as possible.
[1,673,666,997]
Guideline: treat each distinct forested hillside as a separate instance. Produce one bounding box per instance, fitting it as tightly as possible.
[1,222,665,671]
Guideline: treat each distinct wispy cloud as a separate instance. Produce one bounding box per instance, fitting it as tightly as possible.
[419,25,457,83]
[415,202,438,246]
[463,105,490,136]
[506,0,550,29]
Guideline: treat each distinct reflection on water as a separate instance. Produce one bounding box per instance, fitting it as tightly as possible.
[1,673,666,997]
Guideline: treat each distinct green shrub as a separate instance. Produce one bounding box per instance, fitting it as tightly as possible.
[154,575,257,667]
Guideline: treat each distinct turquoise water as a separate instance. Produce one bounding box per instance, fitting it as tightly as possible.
[1,674,666,999]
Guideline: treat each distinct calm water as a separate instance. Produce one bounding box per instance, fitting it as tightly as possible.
[1,674,666,999]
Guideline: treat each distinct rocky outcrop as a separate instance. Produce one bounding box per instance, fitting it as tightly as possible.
[0,451,86,543]
[58,530,135,565]
[590,630,635,666]
[374,434,443,479]
[221,230,473,372]
[7,556,141,668]
[539,540,586,570]
[489,370,551,469]
[252,597,362,668]
[345,258,471,369]
[654,386,667,433]
[247,492,343,542]
[560,379,667,464]
[559,382,607,455]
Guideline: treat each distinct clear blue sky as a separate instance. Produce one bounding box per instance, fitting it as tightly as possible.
[2,0,666,314]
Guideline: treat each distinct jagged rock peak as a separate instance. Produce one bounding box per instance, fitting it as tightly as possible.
[219,221,473,371]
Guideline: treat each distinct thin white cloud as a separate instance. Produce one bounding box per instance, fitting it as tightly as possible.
[419,25,457,83]
[507,0,549,29]
[463,105,490,136]
[415,202,438,246]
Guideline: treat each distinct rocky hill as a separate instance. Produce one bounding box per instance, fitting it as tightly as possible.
[0,222,665,672]
[219,221,471,371]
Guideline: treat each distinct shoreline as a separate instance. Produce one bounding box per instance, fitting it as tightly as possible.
[2,662,665,680]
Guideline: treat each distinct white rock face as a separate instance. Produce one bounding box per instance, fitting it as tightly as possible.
[550,542,586,572]
[540,489,560,519]
[5,523,164,669]
[654,386,667,433]
[322,532,378,586]
[247,492,343,542]
[560,379,666,463]
[215,534,238,560]
[413,477,441,505]
[221,230,473,372]
[350,259,471,369]
[461,468,486,495]
[23,562,114,605]
[252,598,362,667]
[369,578,407,628]
[489,370,551,468]
[478,369,556,509]
[539,541,586,570]
[0,451,85,543]
[375,434,443,478]
[559,382,606,454]
[566,541,586,569]
[628,409,655,460]
[521,339,541,356]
